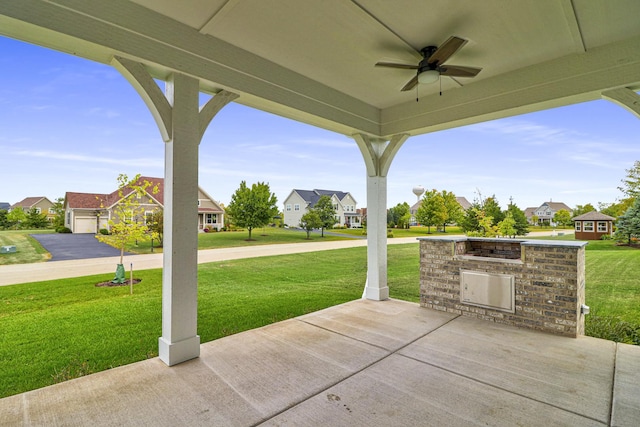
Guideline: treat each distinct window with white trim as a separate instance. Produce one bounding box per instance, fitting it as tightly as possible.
[294,204,300,211]
[597,221,607,232]
[575,222,581,231]
[583,221,594,232]
[35,207,41,214]
[286,204,291,211]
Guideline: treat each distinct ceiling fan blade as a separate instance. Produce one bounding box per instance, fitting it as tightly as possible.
[427,36,467,66]
[439,65,482,77]
[375,61,419,70]
[401,75,419,92]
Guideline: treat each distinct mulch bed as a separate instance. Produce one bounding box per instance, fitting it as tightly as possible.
[95,279,142,287]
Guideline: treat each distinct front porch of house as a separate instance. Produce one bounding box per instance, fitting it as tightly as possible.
[2,298,638,426]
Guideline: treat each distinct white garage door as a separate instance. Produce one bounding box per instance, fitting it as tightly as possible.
[74,217,97,233]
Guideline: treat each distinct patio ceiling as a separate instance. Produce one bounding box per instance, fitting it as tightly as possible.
[1,0,639,139]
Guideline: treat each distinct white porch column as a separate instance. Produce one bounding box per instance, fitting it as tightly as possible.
[112,56,238,366]
[354,133,409,300]
[159,73,201,365]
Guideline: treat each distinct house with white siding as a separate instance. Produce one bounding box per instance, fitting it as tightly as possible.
[283,189,361,228]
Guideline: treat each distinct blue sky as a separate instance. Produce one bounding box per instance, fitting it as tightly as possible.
[1,36,639,212]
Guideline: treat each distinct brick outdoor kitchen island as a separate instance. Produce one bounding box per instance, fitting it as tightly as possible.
[419,237,588,337]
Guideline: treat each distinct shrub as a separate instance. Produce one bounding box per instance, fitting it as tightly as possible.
[99,228,109,235]
[56,227,72,233]
[203,228,210,233]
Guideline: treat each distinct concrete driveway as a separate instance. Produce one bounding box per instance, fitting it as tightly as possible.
[30,233,134,261]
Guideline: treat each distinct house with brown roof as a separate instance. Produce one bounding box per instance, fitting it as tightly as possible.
[10,197,56,222]
[572,211,616,240]
[525,201,573,225]
[64,177,224,233]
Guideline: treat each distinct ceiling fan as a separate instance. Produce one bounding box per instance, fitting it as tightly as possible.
[375,36,481,91]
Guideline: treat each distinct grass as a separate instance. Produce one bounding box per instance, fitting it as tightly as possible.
[0,229,53,265]
[122,227,354,254]
[0,244,419,398]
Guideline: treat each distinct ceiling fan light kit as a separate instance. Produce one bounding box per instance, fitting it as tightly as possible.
[418,69,440,84]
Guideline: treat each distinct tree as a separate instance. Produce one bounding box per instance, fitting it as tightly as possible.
[531,214,539,226]
[24,207,49,229]
[618,160,640,199]
[299,210,322,239]
[614,198,640,245]
[0,209,8,230]
[441,190,462,232]
[573,203,596,218]
[460,192,503,234]
[51,197,65,231]
[466,207,498,237]
[483,196,505,226]
[147,210,164,247]
[388,202,411,229]
[95,174,160,284]
[226,181,278,240]
[415,189,446,233]
[553,209,572,227]
[506,202,529,236]
[313,195,337,237]
[7,208,26,230]
[599,198,634,218]
[497,212,517,237]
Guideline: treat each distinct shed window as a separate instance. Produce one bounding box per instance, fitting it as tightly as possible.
[597,221,608,232]
[583,221,594,232]
[575,222,581,231]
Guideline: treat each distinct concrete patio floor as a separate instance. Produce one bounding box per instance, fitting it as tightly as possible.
[1,298,638,426]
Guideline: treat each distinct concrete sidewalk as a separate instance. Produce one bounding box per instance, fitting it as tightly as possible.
[2,298,638,426]
[0,237,417,286]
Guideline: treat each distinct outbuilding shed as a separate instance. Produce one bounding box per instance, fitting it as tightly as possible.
[572,211,616,240]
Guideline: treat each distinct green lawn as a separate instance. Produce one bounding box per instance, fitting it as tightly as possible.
[1,236,638,398]
[0,229,53,265]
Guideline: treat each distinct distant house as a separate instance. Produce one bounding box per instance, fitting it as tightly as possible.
[283,189,361,228]
[10,197,56,222]
[525,201,572,225]
[409,196,471,225]
[64,176,224,233]
[572,211,615,240]
[0,202,10,211]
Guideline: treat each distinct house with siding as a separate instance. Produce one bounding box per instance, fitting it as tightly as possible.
[283,189,361,228]
[525,201,572,225]
[572,211,615,240]
[64,176,224,233]
[10,197,56,222]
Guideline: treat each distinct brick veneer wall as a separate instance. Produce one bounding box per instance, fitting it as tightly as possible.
[419,237,587,337]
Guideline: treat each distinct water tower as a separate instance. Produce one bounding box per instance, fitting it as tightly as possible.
[412,185,425,202]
